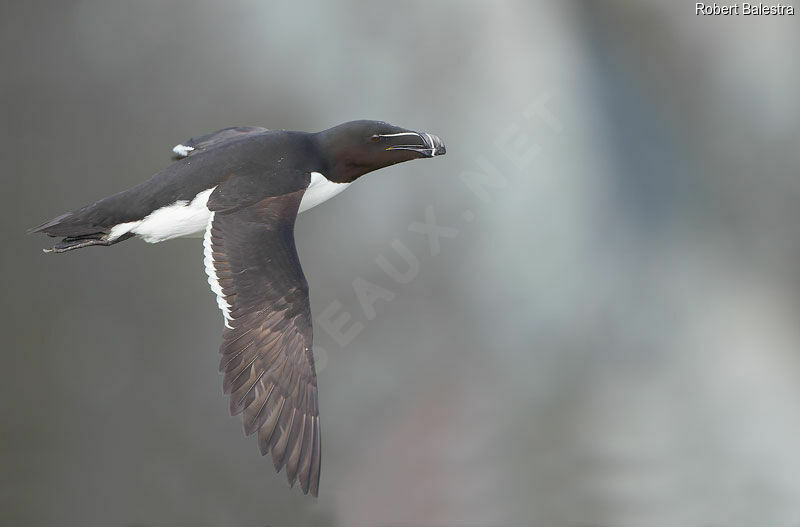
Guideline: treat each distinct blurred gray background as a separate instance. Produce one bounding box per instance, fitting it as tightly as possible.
[3,1,800,525]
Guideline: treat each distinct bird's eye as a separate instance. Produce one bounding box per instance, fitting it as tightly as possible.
[370,135,381,142]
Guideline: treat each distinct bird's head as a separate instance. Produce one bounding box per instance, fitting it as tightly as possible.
[314,120,446,183]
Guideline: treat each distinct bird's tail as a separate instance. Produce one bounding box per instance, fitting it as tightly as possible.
[27,212,75,236]
[28,211,128,253]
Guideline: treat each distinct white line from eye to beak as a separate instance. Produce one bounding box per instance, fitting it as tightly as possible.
[378,132,421,138]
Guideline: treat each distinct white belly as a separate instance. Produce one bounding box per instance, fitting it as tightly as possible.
[107,172,349,244]
[298,172,350,213]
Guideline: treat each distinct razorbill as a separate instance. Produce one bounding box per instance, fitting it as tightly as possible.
[30,120,446,496]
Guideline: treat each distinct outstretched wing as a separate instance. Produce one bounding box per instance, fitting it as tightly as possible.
[203,181,321,496]
[172,126,268,158]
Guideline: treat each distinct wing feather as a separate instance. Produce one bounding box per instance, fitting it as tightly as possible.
[203,187,321,496]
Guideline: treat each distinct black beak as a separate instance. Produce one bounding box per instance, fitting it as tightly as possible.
[385,132,446,158]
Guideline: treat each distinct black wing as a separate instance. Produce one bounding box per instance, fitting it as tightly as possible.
[204,180,321,496]
[172,126,268,158]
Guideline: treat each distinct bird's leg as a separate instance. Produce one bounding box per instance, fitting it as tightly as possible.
[44,237,114,253]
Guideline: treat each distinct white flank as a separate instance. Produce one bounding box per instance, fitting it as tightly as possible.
[109,173,346,243]
[107,220,141,241]
[172,144,195,157]
[203,212,233,329]
[298,172,350,213]
[108,187,216,243]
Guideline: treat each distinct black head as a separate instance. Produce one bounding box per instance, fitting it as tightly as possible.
[313,120,446,183]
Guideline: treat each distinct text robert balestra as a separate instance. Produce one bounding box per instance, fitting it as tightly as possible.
[696,3,795,14]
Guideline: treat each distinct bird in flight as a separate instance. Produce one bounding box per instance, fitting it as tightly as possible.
[30,120,446,496]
